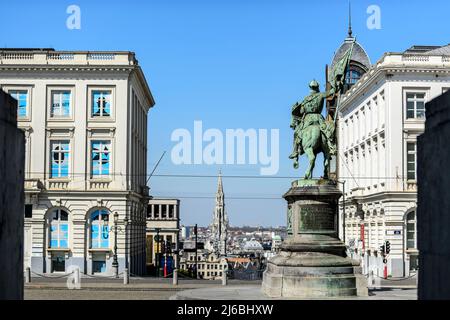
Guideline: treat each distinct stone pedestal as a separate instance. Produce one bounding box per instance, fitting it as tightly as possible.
[262,179,367,298]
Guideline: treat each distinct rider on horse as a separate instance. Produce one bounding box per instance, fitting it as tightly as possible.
[289,80,338,170]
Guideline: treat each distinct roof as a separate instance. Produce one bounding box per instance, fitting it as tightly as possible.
[330,36,371,78]
[414,44,450,56]
[243,239,264,250]
[404,45,443,54]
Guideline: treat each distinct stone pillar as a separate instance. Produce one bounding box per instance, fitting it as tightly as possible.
[418,90,450,300]
[262,179,367,298]
[0,90,25,299]
[123,268,129,285]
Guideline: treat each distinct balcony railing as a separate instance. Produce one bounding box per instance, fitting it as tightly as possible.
[24,179,44,192]
[48,179,70,190]
[407,181,417,191]
[0,50,136,66]
[89,180,111,190]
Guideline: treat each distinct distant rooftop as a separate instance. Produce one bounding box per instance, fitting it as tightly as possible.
[404,44,450,55]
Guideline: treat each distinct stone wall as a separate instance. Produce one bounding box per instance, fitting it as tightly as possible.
[418,90,450,300]
[0,90,25,299]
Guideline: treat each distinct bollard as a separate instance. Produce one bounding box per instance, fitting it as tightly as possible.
[74,267,81,286]
[222,272,227,286]
[25,267,31,283]
[173,269,178,286]
[123,268,129,285]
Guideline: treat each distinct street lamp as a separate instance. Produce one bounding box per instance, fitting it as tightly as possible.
[194,224,198,279]
[334,180,346,243]
[112,211,119,278]
[155,227,161,277]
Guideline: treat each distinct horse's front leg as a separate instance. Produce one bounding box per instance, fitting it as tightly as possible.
[304,148,315,179]
[323,155,329,179]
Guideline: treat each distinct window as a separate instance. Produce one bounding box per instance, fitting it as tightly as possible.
[91,141,111,177]
[407,142,417,181]
[9,90,28,118]
[406,93,425,119]
[51,141,70,178]
[90,209,110,248]
[49,209,69,248]
[51,90,71,117]
[346,69,362,85]
[25,204,33,218]
[162,205,167,219]
[406,211,416,249]
[92,91,111,117]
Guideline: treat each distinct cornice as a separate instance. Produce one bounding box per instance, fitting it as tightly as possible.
[0,65,135,73]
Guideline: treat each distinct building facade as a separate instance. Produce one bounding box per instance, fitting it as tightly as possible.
[180,250,227,280]
[338,45,450,277]
[0,49,155,276]
[146,198,180,274]
[205,172,229,256]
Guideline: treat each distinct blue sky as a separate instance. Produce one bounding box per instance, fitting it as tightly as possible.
[2,0,449,227]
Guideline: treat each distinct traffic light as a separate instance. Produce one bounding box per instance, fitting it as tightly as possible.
[385,241,391,254]
[379,243,386,255]
[165,240,172,254]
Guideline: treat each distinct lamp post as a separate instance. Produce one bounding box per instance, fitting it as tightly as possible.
[194,224,198,279]
[112,211,119,278]
[155,227,161,277]
[335,180,346,243]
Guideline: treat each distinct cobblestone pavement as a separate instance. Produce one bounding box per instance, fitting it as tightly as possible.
[24,276,417,300]
[24,277,258,300]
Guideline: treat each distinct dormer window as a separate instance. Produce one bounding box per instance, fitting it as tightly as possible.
[346,68,362,85]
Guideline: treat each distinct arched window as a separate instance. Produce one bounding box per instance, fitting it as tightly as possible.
[90,209,110,248]
[346,68,362,85]
[406,211,416,249]
[49,209,69,248]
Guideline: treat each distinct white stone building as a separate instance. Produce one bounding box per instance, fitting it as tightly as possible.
[146,199,180,273]
[0,49,155,275]
[338,45,450,277]
[180,250,227,280]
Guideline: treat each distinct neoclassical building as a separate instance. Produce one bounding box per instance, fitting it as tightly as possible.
[337,44,450,277]
[146,198,180,274]
[0,49,155,275]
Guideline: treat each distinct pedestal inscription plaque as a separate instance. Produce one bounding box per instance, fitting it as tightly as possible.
[298,205,335,233]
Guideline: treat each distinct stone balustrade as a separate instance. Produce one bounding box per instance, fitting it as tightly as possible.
[0,50,136,66]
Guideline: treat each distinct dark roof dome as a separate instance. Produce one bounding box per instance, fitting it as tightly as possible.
[329,36,371,80]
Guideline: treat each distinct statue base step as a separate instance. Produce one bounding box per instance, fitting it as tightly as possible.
[262,251,366,298]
